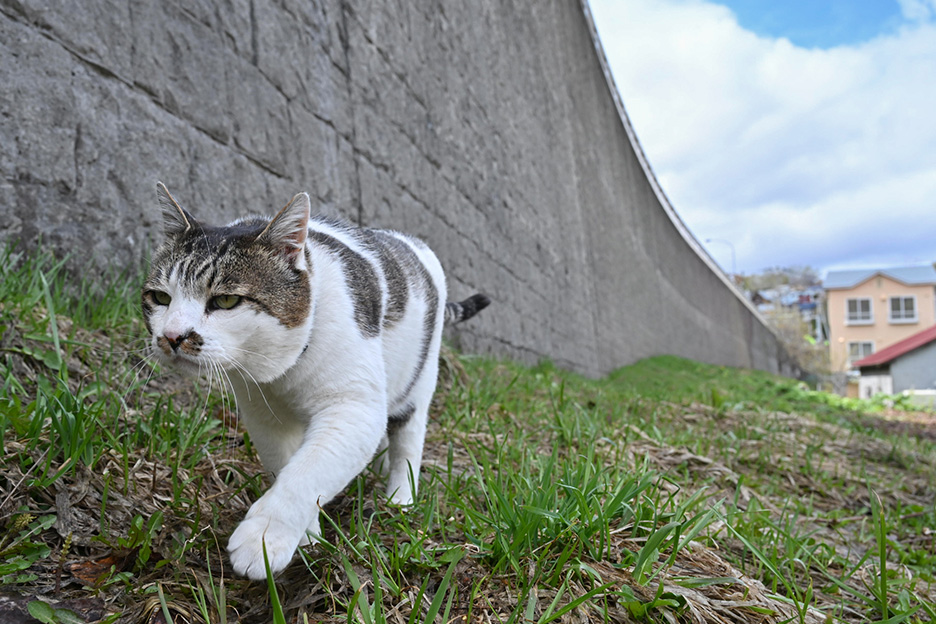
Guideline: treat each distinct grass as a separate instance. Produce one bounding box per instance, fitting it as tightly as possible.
[1,246,935,623]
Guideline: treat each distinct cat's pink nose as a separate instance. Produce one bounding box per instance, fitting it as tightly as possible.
[163,329,187,351]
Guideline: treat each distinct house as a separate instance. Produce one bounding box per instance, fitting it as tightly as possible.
[854,324,936,398]
[825,265,936,373]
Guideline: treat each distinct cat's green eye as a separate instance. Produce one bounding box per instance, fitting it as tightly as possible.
[211,294,241,310]
[152,291,172,306]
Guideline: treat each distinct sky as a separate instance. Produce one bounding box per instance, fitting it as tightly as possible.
[588,0,936,280]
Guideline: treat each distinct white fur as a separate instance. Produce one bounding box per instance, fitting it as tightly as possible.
[146,213,446,580]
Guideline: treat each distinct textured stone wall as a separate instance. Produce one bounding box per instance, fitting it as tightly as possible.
[0,0,793,377]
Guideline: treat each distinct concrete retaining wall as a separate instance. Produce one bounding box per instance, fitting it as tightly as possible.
[0,0,794,377]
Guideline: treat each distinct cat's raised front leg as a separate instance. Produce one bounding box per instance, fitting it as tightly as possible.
[239,411,307,478]
[228,397,385,580]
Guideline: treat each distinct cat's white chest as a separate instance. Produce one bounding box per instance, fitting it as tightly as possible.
[231,378,313,476]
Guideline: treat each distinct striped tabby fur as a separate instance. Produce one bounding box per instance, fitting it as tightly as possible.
[142,183,488,580]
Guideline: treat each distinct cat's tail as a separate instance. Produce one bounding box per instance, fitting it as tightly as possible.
[445,293,491,325]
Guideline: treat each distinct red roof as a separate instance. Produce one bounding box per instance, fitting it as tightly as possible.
[854,324,936,367]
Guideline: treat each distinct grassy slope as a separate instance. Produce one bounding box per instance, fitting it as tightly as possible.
[1,250,934,623]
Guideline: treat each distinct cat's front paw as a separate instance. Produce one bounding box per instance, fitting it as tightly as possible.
[228,513,303,580]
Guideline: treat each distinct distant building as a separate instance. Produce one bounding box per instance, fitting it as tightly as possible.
[825,265,936,373]
[854,325,936,398]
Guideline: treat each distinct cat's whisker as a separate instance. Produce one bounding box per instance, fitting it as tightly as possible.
[207,358,243,441]
[120,349,158,391]
[227,356,263,389]
[227,357,276,419]
[120,366,153,410]
[119,350,160,408]
[210,359,234,413]
[214,364,241,452]
[75,335,150,358]
[224,346,280,365]
[206,361,224,417]
[215,364,235,409]
[195,359,218,421]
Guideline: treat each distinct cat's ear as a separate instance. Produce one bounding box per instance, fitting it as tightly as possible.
[259,192,310,270]
[156,182,197,236]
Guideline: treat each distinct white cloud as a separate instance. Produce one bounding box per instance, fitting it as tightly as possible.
[589,0,936,276]
[899,0,936,21]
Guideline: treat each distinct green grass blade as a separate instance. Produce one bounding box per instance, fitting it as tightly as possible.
[423,548,463,623]
[156,584,173,624]
[262,539,288,624]
[340,551,373,624]
[869,488,889,621]
[632,521,678,584]
[539,582,615,624]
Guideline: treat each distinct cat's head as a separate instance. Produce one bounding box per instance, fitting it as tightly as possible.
[142,183,312,383]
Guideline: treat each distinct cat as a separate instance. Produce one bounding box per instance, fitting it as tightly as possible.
[142,182,489,580]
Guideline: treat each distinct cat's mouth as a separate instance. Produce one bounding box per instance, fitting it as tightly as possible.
[156,352,202,374]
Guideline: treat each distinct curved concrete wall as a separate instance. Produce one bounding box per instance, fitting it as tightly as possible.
[0,0,793,377]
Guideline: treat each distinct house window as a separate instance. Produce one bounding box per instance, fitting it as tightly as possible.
[846,298,872,324]
[889,296,917,323]
[848,341,874,365]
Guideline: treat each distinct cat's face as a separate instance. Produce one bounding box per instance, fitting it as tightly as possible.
[142,184,312,383]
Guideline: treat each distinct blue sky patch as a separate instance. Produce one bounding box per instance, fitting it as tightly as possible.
[710,0,903,48]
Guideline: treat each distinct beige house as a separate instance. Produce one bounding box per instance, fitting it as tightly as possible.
[825,266,936,373]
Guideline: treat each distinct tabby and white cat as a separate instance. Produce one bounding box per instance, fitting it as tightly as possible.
[142,183,489,580]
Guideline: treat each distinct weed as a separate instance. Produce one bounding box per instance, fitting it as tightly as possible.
[0,514,56,584]
[26,600,83,624]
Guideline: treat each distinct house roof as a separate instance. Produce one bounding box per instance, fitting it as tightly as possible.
[854,324,936,368]
[824,265,936,290]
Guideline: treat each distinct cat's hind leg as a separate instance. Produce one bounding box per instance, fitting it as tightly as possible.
[373,433,391,478]
[385,400,429,506]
